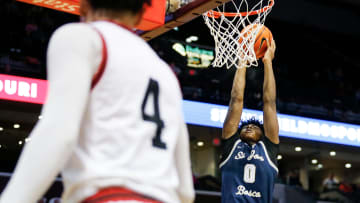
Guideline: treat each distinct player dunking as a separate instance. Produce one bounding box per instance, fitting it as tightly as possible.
[0,1,194,203]
[220,39,279,203]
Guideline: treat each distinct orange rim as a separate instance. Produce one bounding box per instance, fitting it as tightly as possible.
[206,0,274,18]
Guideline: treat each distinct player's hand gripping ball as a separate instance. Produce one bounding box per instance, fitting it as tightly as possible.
[239,24,273,59]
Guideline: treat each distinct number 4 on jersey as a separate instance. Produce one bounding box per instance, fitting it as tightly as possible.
[141,79,166,149]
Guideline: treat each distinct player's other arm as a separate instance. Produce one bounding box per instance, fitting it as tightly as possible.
[0,24,101,203]
[262,39,279,144]
[175,115,195,203]
[222,64,247,139]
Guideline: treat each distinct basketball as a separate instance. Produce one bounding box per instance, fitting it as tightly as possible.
[239,24,273,59]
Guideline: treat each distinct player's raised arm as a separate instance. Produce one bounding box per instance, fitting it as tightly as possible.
[262,39,279,144]
[222,64,247,139]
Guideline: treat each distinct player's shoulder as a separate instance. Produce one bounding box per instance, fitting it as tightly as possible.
[50,22,101,43]
[92,21,143,43]
[260,135,279,148]
[222,132,241,149]
[53,22,96,34]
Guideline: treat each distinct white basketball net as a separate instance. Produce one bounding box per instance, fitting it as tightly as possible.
[203,0,274,69]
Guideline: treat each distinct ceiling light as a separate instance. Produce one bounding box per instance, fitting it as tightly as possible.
[191,36,198,41]
[18,141,23,145]
[277,155,282,160]
[13,124,20,129]
[196,141,204,147]
[38,115,43,120]
[186,35,199,43]
[295,147,302,152]
[345,163,352,168]
[0,144,2,148]
[330,151,336,156]
[317,164,323,169]
[172,43,186,56]
[25,138,31,143]
[311,159,318,164]
[0,127,3,131]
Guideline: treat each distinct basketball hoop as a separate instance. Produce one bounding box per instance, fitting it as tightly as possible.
[203,0,274,69]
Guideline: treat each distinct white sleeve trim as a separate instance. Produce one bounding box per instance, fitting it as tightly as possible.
[259,141,278,173]
[219,139,241,168]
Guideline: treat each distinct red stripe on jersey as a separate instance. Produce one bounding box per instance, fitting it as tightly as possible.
[82,187,162,203]
[91,26,108,90]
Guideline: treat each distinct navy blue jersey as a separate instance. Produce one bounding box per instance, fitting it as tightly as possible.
[220,131,279,203]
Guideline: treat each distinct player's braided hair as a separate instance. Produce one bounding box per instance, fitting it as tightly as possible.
[88,0,152,14]
[238,117,265,136]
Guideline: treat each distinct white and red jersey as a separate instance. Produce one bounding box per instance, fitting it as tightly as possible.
[59,21,194,203]
[0,21,193,203]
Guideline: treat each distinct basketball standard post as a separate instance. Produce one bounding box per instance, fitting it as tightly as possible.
[139,0,233,41]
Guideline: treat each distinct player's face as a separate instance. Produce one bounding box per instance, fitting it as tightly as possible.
[239,124,263,143]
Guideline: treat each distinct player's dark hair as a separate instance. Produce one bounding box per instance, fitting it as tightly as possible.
[238,117,265,136]
[88,0,152,14]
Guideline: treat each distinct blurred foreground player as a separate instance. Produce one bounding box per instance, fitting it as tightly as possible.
[220,39,279,203]
[0,0,194,202]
